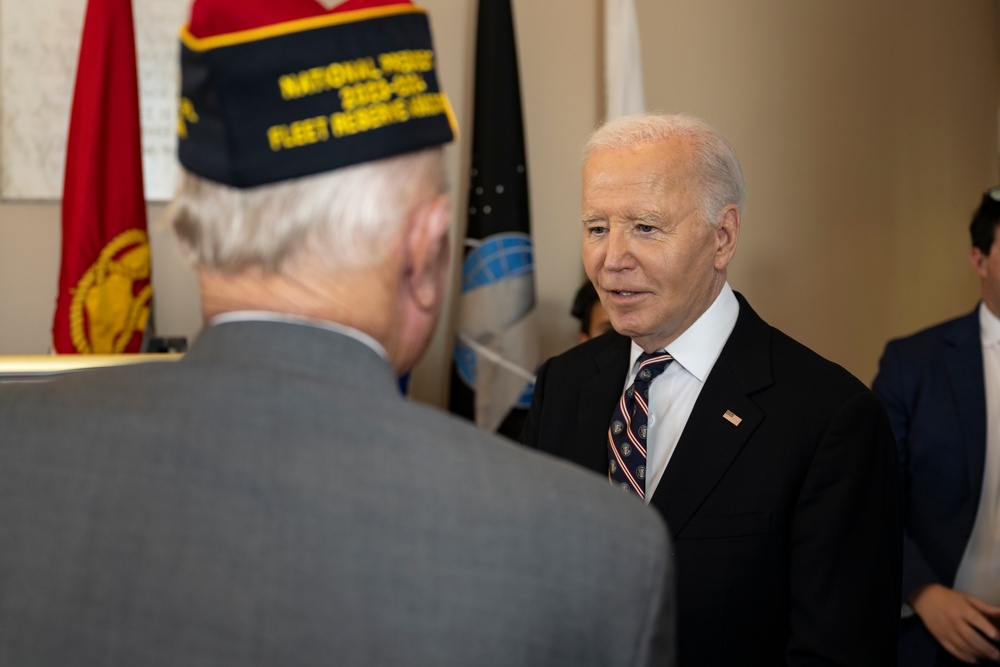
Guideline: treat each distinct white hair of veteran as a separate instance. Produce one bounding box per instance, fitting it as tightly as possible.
[584,113,746,226]
[167,148,446,273]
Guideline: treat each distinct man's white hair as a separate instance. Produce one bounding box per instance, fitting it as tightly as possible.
[167,148,446,273]
[584,113,746,226]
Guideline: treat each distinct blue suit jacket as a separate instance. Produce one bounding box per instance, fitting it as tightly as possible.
[873,307,987,666]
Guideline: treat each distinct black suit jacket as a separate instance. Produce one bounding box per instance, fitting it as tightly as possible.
[523,294,901,666]
[873,308,987,667]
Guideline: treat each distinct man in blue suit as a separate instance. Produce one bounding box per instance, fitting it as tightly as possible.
[874,187,1000,666]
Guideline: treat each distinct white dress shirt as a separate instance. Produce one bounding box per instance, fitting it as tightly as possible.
[623,283,739,501]
[952,302,1000,604]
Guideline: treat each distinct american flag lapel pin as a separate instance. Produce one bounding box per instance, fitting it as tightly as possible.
[723,410,742,426]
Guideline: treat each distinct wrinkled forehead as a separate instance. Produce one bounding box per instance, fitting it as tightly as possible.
[583,137,702,203]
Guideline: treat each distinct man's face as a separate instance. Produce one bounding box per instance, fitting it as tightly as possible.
[581,138,735,352]
[972,231,1000,319]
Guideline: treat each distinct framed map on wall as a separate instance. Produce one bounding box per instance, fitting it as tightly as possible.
[0,0,188,201]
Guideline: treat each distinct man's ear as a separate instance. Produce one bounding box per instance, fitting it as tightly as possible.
[971,246,990,279]
[405,194,452,310]
[713,204,740,271]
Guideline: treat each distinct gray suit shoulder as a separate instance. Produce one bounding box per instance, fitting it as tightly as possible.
[0,359,675,667]
[351,390,676,667]
[396,395,670,542]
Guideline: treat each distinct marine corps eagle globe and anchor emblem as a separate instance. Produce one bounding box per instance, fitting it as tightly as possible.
[68,229,152,353]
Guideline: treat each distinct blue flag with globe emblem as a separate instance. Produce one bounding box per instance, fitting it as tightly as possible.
[448,0,539,438]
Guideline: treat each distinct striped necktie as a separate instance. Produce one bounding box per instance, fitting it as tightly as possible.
[608,351,673,499]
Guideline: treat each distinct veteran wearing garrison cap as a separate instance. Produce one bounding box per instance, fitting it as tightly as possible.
[0,2,674,665]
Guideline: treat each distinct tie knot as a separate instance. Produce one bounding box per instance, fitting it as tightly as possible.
[635,351,673,384]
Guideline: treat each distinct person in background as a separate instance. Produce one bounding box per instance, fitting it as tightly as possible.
[572,280,613,342]
[874,187,1000,666]
[0,2,675,665]
[522,112,901,666]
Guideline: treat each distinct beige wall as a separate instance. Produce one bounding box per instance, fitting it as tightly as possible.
[0,0,998,407]
[641,0,999,385]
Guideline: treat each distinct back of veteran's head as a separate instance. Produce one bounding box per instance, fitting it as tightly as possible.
[164,0,459,378]
[167,149,450,376]
[581,113,745,353]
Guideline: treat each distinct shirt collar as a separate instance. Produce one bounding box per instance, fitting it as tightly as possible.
[628,282,739,382]
[980,302,1000,348]
[208,310,389,361]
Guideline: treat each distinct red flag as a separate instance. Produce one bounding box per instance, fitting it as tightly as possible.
[52,0,152,354]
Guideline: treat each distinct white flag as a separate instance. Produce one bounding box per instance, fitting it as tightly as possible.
[605,0,646,119]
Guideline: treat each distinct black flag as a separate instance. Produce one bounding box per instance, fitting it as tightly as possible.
[449,0,539,439]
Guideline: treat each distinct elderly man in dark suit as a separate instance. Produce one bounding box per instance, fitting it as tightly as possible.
[522,113,900,666]
[874,188,1000,666]
[0,2,676,665]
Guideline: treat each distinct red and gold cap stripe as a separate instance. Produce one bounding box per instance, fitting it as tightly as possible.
[181,3,424,53]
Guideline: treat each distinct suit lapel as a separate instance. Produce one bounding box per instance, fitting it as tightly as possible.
[576,335,632,475]
[650,295,771,534]
[942,311,987,498]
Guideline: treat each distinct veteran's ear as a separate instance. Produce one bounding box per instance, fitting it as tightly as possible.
[405,193,452,311]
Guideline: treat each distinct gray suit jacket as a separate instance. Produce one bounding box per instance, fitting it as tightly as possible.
[0,321,674,666]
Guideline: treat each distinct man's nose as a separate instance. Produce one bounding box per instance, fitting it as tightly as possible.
[603,227,634,271]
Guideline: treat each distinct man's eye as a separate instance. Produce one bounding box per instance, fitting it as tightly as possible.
[587,226,608,236]
[637,224,656,233]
